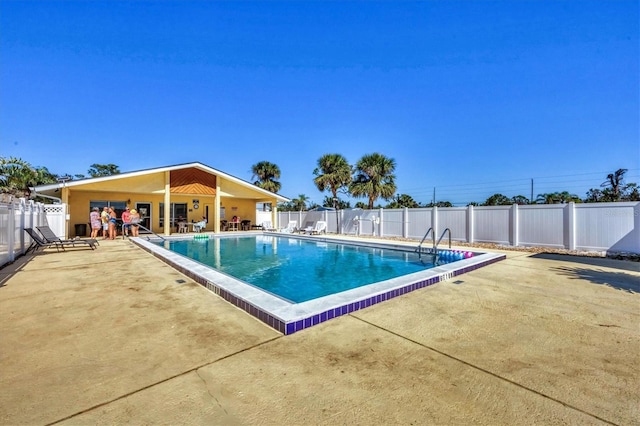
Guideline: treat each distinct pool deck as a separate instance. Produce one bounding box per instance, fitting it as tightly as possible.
[1,235,638,425]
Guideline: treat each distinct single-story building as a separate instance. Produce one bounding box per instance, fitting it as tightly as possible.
[32,162,290,238]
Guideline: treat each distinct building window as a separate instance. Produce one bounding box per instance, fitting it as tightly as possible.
[89,200,127,218]
[159,203,188,227]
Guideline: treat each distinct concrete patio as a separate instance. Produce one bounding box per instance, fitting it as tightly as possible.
[0,237,638,425]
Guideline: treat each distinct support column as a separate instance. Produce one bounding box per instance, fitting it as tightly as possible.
[272,201,278,229]
[214,184,220,233]
[164,172,171,236]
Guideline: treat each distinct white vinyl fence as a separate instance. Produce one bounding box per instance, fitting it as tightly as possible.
[279,202,640,254]
[0,199,67,268]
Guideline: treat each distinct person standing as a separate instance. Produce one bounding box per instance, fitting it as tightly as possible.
[108,206,117,240]
[100,206,110,239]
[121,207,132,237]
[90,207,101,239]
[130,209,141,237]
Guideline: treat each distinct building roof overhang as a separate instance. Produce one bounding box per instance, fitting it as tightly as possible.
[32,162,290,202]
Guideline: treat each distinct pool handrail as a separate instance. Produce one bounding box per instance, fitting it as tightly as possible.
[416,227,452,262]
[124,223,166,241]
[416,227,434,259]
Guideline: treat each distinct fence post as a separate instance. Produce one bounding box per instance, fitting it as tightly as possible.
[378,208,384,237]
[432,206,438,240]
[567,202,576,250]
[8,202,16,262]
[21,199,28,254]
[402,208,408,238]
[467,204,474,244]
[511,204,519,247]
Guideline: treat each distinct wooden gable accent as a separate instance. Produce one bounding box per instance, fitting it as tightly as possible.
[170,168,217,195]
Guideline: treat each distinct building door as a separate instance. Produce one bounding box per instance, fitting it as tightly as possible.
[136,202,152,232]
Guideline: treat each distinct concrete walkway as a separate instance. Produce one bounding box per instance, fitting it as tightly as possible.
[0,238,638,425]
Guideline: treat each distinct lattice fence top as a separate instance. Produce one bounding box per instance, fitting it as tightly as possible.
[43,205,65,214]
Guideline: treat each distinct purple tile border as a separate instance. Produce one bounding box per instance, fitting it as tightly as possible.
[279,254,505,334]
[136,241,506,336]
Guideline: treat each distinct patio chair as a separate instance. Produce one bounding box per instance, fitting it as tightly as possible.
[192,219,207,233]
[262,221,277,231]
[36,225,99,250]
[299,221,314,234]
[307,221,327,235]
[279,221,297,233]
[24,228,64,253]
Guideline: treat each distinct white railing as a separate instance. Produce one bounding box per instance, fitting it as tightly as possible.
[0,199,67,268]
[279,202,640,254]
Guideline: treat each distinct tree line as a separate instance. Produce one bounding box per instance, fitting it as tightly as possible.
[251,156,638,210]
[1,156,637,208]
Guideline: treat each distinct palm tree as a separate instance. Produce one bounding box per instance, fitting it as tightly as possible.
[601,168,627,201]
[349,153,397,209]
[536,192,559,204]
[313,154,352,208]
[557,191,581,203]
[0,157,57,198]
[322,196,350,209]
[386,194,419,208]
[251,161,281,193]
[292,194,309,211]
[536,191,580,204]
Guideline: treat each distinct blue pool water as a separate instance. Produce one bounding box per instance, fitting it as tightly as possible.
[160,235,436,303]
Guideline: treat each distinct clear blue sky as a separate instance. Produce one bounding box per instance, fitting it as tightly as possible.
[2,1,638,206]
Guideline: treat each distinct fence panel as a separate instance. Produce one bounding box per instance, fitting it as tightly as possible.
[518,204,565,247]
[575,203,639,252]
[276,202,639,254]
[437,208,468,241]
[381,209,404,238]
[473,206,511,244]
[407,208,432,239]
[339,210,360,235]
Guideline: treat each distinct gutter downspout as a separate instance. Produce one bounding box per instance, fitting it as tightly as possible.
[29,187,63,204]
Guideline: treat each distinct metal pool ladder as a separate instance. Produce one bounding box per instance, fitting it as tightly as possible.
[415,227,452,264]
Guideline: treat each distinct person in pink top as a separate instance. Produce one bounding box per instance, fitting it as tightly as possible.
[121,207,132,237]
[89,207,101,239]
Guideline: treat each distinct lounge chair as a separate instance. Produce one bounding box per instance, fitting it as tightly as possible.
[299,221,314,234]
[24,228,64,253]
[279,221,297,233]
[262,221,277,231]
[307,221,327,235]
[36,225,99,250]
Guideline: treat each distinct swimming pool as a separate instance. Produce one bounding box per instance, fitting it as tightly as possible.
[133,233,505,334]
[161,235,457,303]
